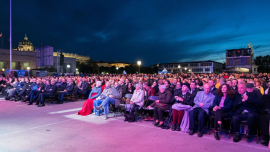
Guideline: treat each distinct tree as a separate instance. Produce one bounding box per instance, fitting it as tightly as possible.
[254,55,270,73]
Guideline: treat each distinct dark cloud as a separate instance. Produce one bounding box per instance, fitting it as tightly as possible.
[0,0,270,66]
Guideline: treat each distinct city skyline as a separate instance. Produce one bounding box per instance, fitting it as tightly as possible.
[0,0,270,66]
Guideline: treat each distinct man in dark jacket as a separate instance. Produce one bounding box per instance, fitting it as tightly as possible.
[189,81,199,106]
[16,78,34,101]
[209,79,217,95]
[57,78,74,104]
[119,78,127,97]
[37,80,57,107]
[56,79,67,91]
[169,81,182,104]
[73,77,88,99]
[232,83,263,142]
[25,79,45,105]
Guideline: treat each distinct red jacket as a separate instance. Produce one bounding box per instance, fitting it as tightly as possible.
[147,87,157,97]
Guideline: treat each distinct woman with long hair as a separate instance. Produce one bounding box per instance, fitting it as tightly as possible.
[212,84,234,140]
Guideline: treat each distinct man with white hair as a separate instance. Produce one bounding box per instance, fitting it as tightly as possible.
[189,83,215,137]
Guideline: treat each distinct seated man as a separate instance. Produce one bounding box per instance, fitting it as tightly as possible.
[37,80,57,107]
[57,78,74,104]
[94,81,122,120]
[56,78,67,91]
[25,79,45,105]
[232,83,263,142]
[0,77,6,94]
[93,81,113,116]
[9,78,25,101]
[14,78,32,101]
[189,83,215,137]
[73,77,88,99]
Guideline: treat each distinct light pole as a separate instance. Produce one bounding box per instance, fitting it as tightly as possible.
[178,65,181,73]
[116,67,119,74]
[184,67,187,73]
[10,0,12,70]
[27,67,30,70]
[137,61,141,73]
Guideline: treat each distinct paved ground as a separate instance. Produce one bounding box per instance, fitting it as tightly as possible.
[0,98,268,152]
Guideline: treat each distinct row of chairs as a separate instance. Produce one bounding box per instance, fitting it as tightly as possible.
[113,94,260,143]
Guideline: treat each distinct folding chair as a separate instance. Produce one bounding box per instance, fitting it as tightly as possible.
[240,120,259,144]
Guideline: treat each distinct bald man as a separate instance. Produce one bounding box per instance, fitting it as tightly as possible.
[189,83,215,137]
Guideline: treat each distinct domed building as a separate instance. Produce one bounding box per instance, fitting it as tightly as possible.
[18,34,34,52]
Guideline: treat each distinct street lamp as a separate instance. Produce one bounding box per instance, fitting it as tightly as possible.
[137,61,141,73]
[67,64,70,73]
[178,65,181,73]
[27,67,30,70]
[116,67,119,74]
[2,68,4,71]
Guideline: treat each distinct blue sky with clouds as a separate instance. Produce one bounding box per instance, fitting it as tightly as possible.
[0,0,270,66]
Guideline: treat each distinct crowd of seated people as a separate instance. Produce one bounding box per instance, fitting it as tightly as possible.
[0,72,270,148]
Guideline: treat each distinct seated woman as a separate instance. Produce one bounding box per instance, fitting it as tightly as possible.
[212,84,234,140]
[171,84,192,131]
[148,85,172,127]
[124,84,144,122]
[77,81,102,116]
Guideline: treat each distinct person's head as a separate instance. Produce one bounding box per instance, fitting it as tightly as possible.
[237,83,246,94]
[164,80,170,88]
[208,80,215,88]
[173,79,177,84]
[119,78,125,85]
[143,82,149,89]
[21,78,25,82]
[246,83,254,92]
[46,80,50,85]
[181,85,188,93]
[217,84,234,98]
[62,79,66,83]
[96,81,102,87]
[125,79,129,84]
[175,81,181,89]
[203,83,211,94]
[37,80,41,84]
[255,81,261,87]
[158,79,163,85]
[32,78,36,83]
[159,85,166,93]
[136,84,142,90]
[152,81,157,87]
[105,81,111,87]
[226,80,232,87]
[114,82,119,88]
[51,80,56,85]
[190,81,196,90]
[232,79,238,87]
